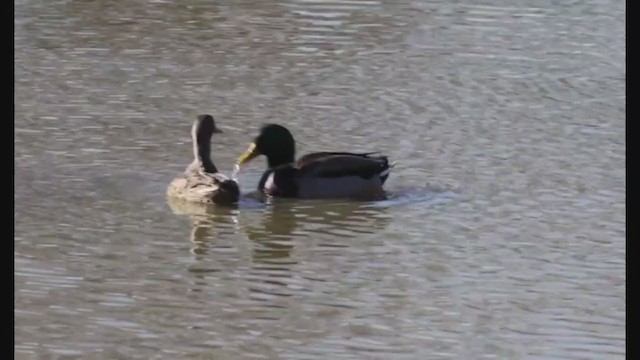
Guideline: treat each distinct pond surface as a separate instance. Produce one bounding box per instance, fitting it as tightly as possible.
[15,0,625,358]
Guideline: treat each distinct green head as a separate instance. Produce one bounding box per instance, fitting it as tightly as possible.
[237,124,295,168]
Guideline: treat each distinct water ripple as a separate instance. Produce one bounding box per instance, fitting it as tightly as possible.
[15,0,624,358]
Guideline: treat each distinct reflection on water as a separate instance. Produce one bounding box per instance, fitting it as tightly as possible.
[169,195,393,305]
[243,197,392,240]
[16,0,624,358]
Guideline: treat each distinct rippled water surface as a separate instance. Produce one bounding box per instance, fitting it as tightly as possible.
[15,0,624,358]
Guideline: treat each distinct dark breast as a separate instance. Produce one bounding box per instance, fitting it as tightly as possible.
[258,167,298,197]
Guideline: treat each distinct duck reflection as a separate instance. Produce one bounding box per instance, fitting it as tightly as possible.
[243,198,297,262]
[240,196,391,301]
[166,196,240,297]
[243,196,392,243]
[166,195,240,259]
[236,198,297,302]
[168,193,392,300]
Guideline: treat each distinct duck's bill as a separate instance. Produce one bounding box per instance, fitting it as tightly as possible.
[237,143,260,165]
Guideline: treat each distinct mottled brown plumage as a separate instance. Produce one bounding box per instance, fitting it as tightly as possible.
[167,115,239,205]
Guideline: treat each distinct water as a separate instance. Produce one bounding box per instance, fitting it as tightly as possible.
[233,163,241,182]
[15,0,624,358]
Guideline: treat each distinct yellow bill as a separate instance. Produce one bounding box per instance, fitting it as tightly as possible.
[237,143,260,165]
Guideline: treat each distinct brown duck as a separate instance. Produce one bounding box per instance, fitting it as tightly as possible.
[167,115,240,205]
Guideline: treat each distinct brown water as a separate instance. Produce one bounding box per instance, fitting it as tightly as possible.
[15,0,625,358]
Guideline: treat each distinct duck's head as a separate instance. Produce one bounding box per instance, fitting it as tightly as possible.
[237,124,295,168]
[192,114,224,174]
[193,114,222,142]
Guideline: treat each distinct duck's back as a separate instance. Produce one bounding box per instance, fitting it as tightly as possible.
[168,169,239,204]
[296,152,390,181]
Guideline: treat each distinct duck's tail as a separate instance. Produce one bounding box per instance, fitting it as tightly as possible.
[379,161,396,184]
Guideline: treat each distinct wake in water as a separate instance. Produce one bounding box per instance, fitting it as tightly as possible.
[230,184,460,210]
[230,163,459,209]
[370,184,461,208]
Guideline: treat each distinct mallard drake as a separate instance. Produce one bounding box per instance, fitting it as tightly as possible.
[235,124,392,199]
[167,114,240,205]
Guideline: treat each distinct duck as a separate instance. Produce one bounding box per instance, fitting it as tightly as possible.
[235,124,392,199]
[167,114,240,205]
